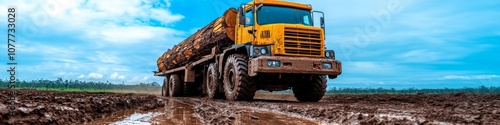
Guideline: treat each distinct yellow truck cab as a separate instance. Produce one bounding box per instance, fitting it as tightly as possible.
[236,0,342,79]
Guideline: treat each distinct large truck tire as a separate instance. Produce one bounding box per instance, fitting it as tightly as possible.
[168,74,183,97]
[293,75,327,102]
[162,77,169,97]
[205,63,224,99]
[223,54,256,101]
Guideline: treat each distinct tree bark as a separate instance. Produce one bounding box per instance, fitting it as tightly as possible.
[157,8,237,72]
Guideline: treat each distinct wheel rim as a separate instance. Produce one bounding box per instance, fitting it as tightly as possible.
[226,66,236,93]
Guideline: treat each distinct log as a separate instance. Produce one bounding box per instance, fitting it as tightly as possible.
[157,8,237,72]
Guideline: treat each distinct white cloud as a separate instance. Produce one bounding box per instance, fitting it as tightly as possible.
[88,51,121,64]
[87,72,104,79]
[95,25,180,44]
[0,0,184,44]
[77,74,85,79]
[150,8,184,24]
[110,72,125,80]
[443,75,500,80]
[110,72,119,79]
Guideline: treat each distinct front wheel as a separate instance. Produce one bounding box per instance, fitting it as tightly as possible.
[293,75,327,102]
[223,54,256,101]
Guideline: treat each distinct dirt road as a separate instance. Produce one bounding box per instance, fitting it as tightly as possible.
[1,89,499,124]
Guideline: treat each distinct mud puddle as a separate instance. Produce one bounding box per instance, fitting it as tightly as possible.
[89,99,200,125]
[90,98,316,125]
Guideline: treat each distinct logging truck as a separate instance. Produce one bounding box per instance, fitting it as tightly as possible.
[154,0,342,102]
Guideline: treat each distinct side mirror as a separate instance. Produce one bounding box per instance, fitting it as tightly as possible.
[313,10,326,40]
[320,17,325,29]
[239,6,246,25]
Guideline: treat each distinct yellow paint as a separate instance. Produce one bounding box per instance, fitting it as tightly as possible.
[234,0,325,57]
[248,0,312,10]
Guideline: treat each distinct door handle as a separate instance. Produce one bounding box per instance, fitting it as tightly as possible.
[248,29,257,34]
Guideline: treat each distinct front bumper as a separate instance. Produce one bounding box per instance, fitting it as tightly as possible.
[248,56,342,77]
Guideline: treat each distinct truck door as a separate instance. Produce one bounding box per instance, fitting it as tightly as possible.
[236,7,255,45]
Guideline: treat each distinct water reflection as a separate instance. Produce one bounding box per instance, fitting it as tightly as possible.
[150,99,201,125]
[90,99,316,125]
[89,99,200,125]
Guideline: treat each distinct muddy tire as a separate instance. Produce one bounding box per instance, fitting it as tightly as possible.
[168,74,183,97]
[223,54,256,101]
[205,63,224,99]
[162,77,169,97]
[293,75,327,102]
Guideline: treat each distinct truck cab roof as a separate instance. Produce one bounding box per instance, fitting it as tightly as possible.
[246,0,312,11]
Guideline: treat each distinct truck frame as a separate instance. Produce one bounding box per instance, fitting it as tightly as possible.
[154,0,342,102]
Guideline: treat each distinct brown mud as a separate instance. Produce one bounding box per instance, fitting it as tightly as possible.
[2,89,499,124]
[0,89,165,124]
[250,92,500,124]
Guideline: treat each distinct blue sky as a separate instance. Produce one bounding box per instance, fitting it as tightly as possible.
[1,0,499,89]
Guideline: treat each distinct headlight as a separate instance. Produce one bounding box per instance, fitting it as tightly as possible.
[322,62,332,69]
[251,46,271,57]
[267,60,280,67]
[254,48,260,54]
[325,50,335,59]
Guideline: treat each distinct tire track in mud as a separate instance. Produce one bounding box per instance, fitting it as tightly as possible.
[171,92,500,124]
[176,97,425,125]
[172,97,318,125]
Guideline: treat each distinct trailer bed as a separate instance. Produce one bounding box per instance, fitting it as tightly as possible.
[154,54,215,76]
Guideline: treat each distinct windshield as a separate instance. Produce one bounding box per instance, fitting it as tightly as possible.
[257,5,312,26]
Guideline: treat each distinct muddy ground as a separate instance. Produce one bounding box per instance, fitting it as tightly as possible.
[1,89,499,124]
[173,92,500,125]
[0,89,165,124]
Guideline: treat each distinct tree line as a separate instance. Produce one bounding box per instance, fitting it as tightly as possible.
[327,86,500,94]
[0,78,161,92]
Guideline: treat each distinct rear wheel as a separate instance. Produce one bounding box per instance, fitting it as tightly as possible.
[223,54,256,101]
[205,63,224,99]
[293,75,327,102]
[162,77,169,97]
[168,74,183,97]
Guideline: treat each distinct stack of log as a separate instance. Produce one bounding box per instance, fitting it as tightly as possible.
[157,8,237,72]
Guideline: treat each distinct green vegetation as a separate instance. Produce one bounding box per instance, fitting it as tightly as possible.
[2,78,499,94]
[327,86,500,94]
[0,78,161,93]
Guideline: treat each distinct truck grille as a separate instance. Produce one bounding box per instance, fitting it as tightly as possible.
[283,27,322,57]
